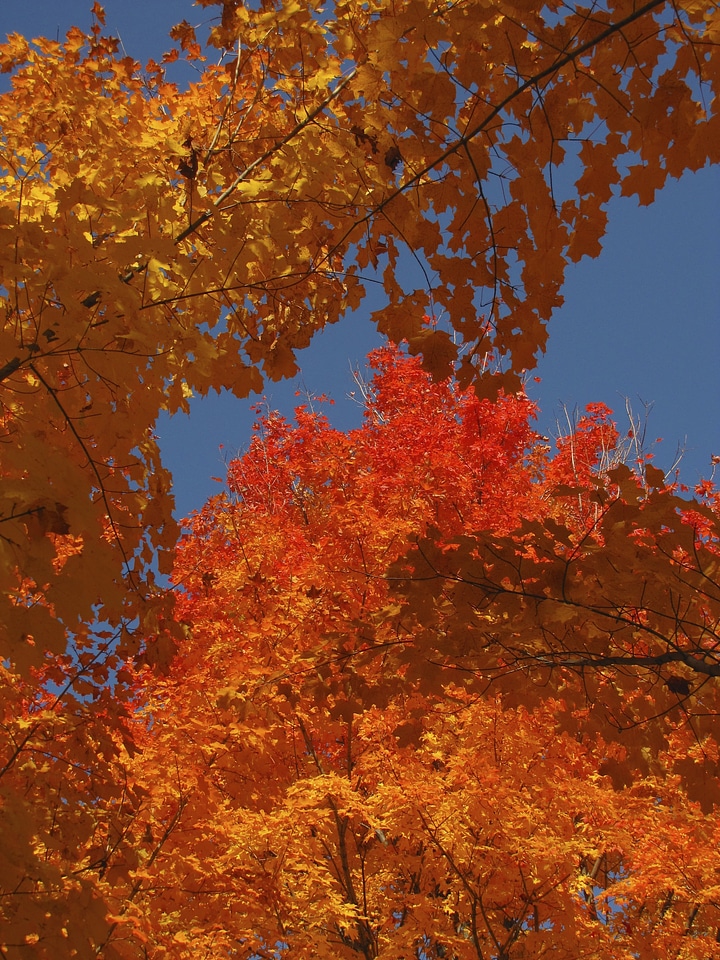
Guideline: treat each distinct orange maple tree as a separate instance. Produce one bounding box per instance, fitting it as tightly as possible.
[3,345,710,958]
[1,0,719,955]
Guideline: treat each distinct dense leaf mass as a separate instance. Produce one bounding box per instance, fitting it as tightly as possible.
[5,347,720,957]
[131,349,720,957]
[0,0,719,955]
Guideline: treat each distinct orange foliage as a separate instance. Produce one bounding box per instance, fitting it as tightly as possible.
[0,0,719,955]
[68,346,717,959]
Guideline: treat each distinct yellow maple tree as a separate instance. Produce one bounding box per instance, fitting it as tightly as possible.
[2,0,718,671]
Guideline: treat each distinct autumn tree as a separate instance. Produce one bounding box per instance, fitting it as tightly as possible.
[1,0,719,955]
[62,345,717,959]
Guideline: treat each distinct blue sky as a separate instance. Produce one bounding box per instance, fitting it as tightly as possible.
[3,1,718,518]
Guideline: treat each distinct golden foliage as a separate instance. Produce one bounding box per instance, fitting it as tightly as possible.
[0,0,718,955]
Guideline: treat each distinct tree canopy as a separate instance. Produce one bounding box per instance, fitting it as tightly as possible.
[6,346,719,957]
[1,0,719,956]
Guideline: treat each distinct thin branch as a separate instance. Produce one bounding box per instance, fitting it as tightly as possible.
[175,67,358,245]
[28,363,137,588]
